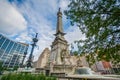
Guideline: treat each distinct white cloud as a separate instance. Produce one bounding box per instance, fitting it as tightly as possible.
[65,26,86,51]
[15,31,32,43]
[59,0,70,10]
[65,26,86,44]
[0,0,27,35]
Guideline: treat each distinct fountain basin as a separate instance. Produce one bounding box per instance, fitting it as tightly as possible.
[75,67,94,75]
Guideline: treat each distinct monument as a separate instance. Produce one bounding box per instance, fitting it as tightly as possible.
[35,8,92,76]
[49,8,74,75]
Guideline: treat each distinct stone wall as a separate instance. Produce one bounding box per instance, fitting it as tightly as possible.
[36,48,50,68]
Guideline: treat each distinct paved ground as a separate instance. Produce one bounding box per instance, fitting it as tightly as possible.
[66,74,120,80]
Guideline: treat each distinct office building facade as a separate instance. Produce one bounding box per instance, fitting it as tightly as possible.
[0,34,29,68]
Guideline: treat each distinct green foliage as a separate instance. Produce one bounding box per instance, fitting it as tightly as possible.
[0,61,3,72]
[1,73,56,80]
[73,51,78,56]
[65,0,120,64]
[0,61,2,70]
[13,66,19,71]
[85,53,96,67]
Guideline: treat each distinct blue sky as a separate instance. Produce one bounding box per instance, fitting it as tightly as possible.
[0,0,85,61]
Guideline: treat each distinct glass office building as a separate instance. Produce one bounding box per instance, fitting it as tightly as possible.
[0,34,29,68]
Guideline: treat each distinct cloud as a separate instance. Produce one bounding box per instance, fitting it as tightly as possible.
[15,31,31,43]
[65,26,86,44]
[9,0,57,61]
[1,0,85,61]
[0,0,27,35]
[64,25,86,51]
[59,0,70,10]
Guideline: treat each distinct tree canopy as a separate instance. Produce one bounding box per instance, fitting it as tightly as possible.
[65,0,120,64]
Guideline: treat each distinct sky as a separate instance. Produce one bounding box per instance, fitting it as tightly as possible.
[0,0,85,61]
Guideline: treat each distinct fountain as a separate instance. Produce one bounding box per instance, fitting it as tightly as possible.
[75,67,94,75]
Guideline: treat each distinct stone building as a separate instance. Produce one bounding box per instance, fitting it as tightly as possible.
[36,48,50,68]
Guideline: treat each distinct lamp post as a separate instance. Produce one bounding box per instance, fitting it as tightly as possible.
[21,48,28,67]
[27,33,38,68]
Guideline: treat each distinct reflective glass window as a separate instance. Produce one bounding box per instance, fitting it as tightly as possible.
[0,37,6,47]
[5,41,14,54]
[16,44,21,52]
[1,56,6,61]
[1,39,10,50]
[0,49,4,57]
[10,63,14,65]
[10,43,17,54]
[5,62,9,64]
[20,46,25,53]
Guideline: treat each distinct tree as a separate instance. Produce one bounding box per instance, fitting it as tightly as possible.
[0,61,3,74]
[65,0,120,64]
[73,51,79,56]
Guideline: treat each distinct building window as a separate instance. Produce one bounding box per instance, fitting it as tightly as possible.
[5,41,14,54]
[10,43,17,54]
[16,44,21,52]
[1,39,10,50]
[20,46,25,54]
[0,36,6,47]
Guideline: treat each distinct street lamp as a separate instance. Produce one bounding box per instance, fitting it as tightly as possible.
[27,33,38,68]
[21,48,28,67]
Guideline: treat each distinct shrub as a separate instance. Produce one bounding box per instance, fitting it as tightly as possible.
[1,73,56,80]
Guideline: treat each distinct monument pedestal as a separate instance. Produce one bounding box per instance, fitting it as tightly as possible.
[51,64,75,75]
